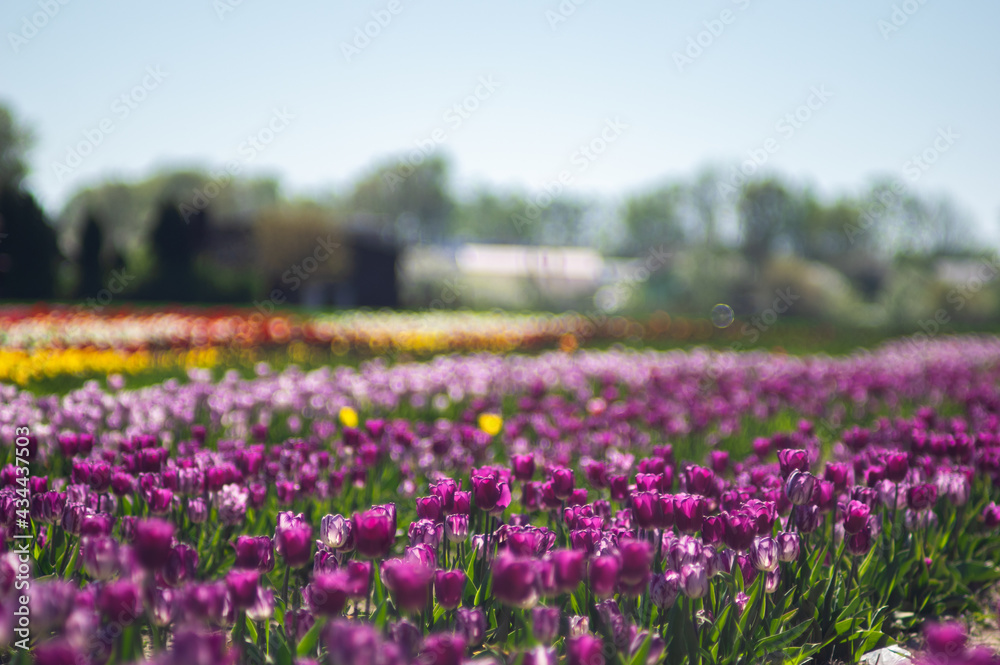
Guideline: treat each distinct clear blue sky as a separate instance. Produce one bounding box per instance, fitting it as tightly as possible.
[2,0,998,242]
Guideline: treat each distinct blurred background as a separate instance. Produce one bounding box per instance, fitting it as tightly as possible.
[2,0,999,335]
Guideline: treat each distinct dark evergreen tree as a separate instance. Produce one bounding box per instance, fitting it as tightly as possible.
[0,187,61,299]
[76,214,104,297]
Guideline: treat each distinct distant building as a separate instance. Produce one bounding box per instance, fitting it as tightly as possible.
[202,213,399,309]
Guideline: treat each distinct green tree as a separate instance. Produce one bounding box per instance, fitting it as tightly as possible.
[737,179,803,264]
[350,154,454,243]
[0,105,32,190]
[621,184,686,256]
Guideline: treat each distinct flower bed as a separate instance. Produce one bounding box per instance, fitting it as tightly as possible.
[2,337,1000,664]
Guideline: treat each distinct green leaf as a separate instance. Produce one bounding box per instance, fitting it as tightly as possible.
[296,616,324,657]
[246,616,259,642]
[755,620,811,657]
[629,634,652,665]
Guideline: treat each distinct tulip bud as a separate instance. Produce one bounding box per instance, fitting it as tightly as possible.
[434,569,466,610]
[749,537,778,572]
[275,512,312,568]
[305,571,350,616]
[491,555,538,609]
[784,471,816,506]
[842,500,871,535]
[445,514,469,543]
[550,549,585,593]
[320,514,353,550]
[226,570,260,610]
[353,506,395,559]
[680,563,708,599]
[567,635,605,665]
[531,606,561,643]
[778,449,809,478]
[133,518,174,570]
[776,532,800,562]
[186,497,208,524]
[81,536,120,581]
[764,566,781,594]
[382,559,434,614]
[906,483,938,511]
[456,607,486,644]
[650,571,680,608]
[512,455,536,481]
[589,555,621,599]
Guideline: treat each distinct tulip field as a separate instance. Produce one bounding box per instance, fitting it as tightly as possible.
[2,308,1000,665]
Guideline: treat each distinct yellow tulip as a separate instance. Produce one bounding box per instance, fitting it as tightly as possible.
[478,413,503,437]
[339,406,359,429]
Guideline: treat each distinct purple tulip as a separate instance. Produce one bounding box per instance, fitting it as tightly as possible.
[723,511,756,550]
[512,454,536,481]
[776,532,800,562]
[133,518,174,570]
[445,514,469,543]
[609,475,629,501]
[764,566,781,594]
[81,536,119,580]
[710,450,730,474]
[434,569,466,609]
[456,607,486,644]
[471,469,512,515]
[416,495,444,522]
[685,465,715,495]
[589,555,621,599]
[681,563,709,598]
[846,516,878,556]
[323,620,383,665]
[778,449,809,477]
[883,452,910,482]
[305,571,351,616]
[186,497,208,524]
[98,580,142,621]
[631,491,660,529]
[164,543,199,586]
[983,502,1000,528]
[906,483,938,511]
[250,587,276,621]
[382,559,433,614]
[702,515,724,544]
[491,554,538,608]
[550,548,586,593]
[275,512,312,567]
[674,494,704,533]
[749,537,778,572]
[431,478,460,512]
[736,554,758,586]
[320,514,353,550]
[650,570,681,608]
[532,606,561,643]
[522,647,557,665]
[784,471,816,506]
[843,500,871,535]
[184,582,228,626]
[619,540,653,593]
[225,570,259,609]
[824,462,851,489]
[567,635,605,665]
[418,634,466,665]
[923,621,967,655]
[549,467,575,500]
[353,506,396,559]
[233,535,274,572]
[345,560,373,598]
